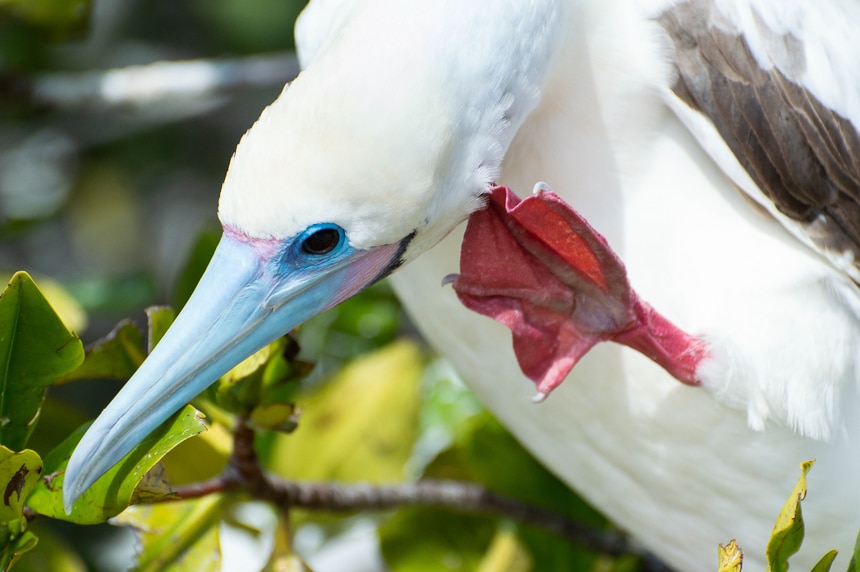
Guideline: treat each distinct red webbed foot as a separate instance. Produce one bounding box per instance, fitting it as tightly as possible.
[450,184,708,399]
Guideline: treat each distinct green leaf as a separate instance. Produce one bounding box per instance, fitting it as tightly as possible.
[55,320,144,384]
[846,529,860,572]
[0,272,85,450]
[0,530,37,572]
[476,526,532,572]
[113,496,222,572]
[0,273,87,334]
[217,339,285,415]
[145,306,175,353]
[810,549,837,572]
[26,406,206,524]
[717,540,743,572]
[58,307,176,386]
[248,403,299,434]
[0,447,41,523]
[159,422,232,487]
[267,340,423,483]
[766,460,814,572]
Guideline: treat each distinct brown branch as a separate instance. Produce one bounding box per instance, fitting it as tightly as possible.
[161,417,666,566]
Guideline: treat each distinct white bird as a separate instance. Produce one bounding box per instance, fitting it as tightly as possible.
[64,0,860,570]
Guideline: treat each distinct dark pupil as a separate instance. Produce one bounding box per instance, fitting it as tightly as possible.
[302,228,340,255]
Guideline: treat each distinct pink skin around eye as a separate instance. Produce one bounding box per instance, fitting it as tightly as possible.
[223,225,283,264]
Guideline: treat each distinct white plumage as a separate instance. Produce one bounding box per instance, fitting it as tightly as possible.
[64,1,860,569]
[286,1,860,568]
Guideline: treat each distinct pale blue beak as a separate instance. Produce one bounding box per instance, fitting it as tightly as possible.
[63,230,405,512]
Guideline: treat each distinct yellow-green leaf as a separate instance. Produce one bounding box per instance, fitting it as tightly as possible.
[811,549,838,572]
[249,403,299,434]
[476,526,532,572]
[766,460,814,572]
[217,339,286,414]
[718,540,743,572]
[269,340,423,483]
[847,529,860,572]
[0,273,87,334]
[0,272,85,450]
[160,422,232,487]
[0,530,37,572]
[0,447,41,523]
[114,496,222,572]
[26,406,206,524]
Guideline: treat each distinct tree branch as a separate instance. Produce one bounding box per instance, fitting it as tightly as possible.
[163,417,670,569]
[0,53,299,110]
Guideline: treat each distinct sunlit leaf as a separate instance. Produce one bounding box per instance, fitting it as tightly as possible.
[0,273,86,333]
[160,421,231,487]
[55,320,144,384]
[766,460,813,572]
[0,447,41,570]
[145,306,175,352]
[0,447,41,523]
[0,272,85,450]
[268,340,423,483]
[217,339,287,415]
[114,496,222,572]
[810,549,838,572]
[248,403,299,434]
[717,540,743,572]
[476,526,532,572]
[26,406,206,524]
[11,523,85,572]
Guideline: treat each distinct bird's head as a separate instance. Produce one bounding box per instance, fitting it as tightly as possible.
[63,3,561,511]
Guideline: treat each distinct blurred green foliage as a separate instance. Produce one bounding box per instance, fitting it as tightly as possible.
[6,2,848,572]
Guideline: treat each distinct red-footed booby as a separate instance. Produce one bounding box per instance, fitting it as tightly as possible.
[64,0,860,569]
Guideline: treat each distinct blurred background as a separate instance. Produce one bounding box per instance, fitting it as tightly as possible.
[0,1,627,571]
[0,0,306,337]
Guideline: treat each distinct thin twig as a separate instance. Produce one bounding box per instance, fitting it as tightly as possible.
[162,418,656,562]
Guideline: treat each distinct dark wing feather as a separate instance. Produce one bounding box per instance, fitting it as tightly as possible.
[658,0,860,275]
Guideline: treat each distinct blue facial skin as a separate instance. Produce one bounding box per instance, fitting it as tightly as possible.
[62,222,400,512]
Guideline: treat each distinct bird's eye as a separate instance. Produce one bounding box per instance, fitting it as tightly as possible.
[301,227,342,255]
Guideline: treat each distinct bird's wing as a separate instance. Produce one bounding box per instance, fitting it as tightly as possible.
[655,0,860,282]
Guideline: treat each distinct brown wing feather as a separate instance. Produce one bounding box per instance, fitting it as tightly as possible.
[658,0,860,269]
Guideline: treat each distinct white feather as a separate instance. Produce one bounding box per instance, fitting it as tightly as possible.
[224,0,860,569]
